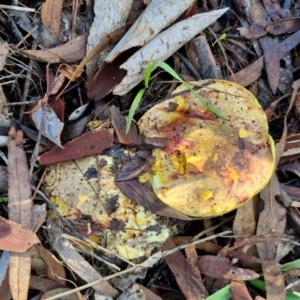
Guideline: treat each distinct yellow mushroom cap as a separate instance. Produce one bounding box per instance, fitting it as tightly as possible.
[138,80,275,217]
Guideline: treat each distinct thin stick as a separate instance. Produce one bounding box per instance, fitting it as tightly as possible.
[0,5,35,12]
[45,230,232,300]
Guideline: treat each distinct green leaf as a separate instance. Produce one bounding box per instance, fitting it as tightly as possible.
[0,196,8,203]
[144,53,155,89]
[205,284,231,300]
[125,88,145,134]
[219,33,227,40]
[151,61,228,120]
[281,258,300,271]
[248,279,299,300]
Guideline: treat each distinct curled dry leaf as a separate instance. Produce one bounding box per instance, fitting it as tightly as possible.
[86,0,133,78]
[58,64,83,81]
[31,105,64,147]
[138,80,275,217]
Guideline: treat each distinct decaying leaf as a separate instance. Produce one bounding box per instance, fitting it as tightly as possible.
[138,80,275,217]
[260,37,280,94]
[0,217,40,252]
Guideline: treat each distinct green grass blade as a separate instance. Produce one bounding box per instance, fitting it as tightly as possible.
[281,259,300,271]
[205,284,231,300]
[151,61,228,120]
[248,279,299,300]
[126,88,145,133]
[144,53,155,89]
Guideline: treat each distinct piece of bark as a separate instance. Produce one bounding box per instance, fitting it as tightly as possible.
[193,36,222,79]
[38,128,114,165]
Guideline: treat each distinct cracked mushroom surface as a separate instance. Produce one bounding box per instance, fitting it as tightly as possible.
[138,80,275,217]
[43,147,172,260]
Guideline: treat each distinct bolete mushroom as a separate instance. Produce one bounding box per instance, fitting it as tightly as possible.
[43,148,172,260]
[138,80,275,217]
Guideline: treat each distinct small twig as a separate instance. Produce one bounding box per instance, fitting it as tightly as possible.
[174,52,202,80]
[15,25,38,49]
[45,230,232,300]
[0,5,35,12]
[3,99,40,106]
[0,150,8,165]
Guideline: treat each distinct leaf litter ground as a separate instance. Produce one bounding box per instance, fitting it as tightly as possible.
[0,0,300,299]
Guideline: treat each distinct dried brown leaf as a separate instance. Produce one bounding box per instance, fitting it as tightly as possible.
[38,129,114,165]
[58,64,83,81]
[36,245,66,286]
[260,37,280,94]
[185,245,208,297]
[238,24,266,39]
[262,0,283,21]
[197,255,259,280]
[0,217,39,252]
[115,158,151,181]
[110,105,142,145]
[266,18,300,35]
[256,176,286,300]
[225,57,264,86]
[8,128,33,300]
[40,0,63,39]
[163,238,207,299]
[231,280,252,300]
[22,33,88,63]
[30,275,64,293]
